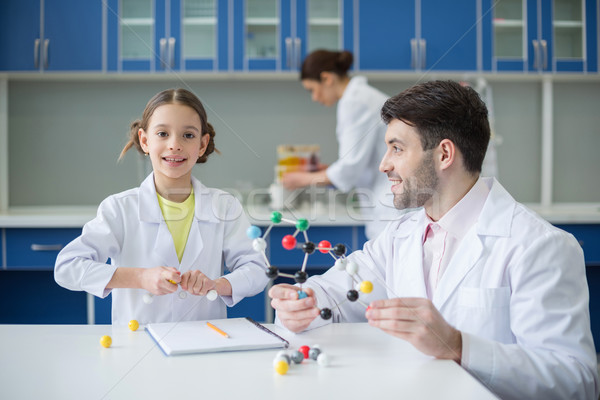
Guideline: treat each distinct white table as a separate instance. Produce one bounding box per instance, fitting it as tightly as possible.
[0,323,497,400]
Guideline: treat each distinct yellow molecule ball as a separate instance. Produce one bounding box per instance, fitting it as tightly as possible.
[100,335,112,348]
[274,360,289,375]
[360,280,373,294]
[128,320,139,331]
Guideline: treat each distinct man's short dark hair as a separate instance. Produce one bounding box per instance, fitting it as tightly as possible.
[381,80,490,174]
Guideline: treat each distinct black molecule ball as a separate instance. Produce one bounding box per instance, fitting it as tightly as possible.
[301,241,316,254]
[320,308,332,320]
[266,266,279,279]
[346,289,359,302]
[332,243,346,256]
[294,271,308,284]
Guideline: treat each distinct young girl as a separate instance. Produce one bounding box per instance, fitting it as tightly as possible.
[55,88,269,325]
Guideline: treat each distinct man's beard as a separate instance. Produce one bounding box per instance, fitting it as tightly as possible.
[393,151,439,210]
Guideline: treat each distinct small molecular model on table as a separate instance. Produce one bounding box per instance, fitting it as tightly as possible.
[246,211,375,321]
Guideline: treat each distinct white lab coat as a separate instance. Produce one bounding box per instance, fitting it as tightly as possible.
[292,178,599,400]
[55,173,269,326]
[326,76,400,240]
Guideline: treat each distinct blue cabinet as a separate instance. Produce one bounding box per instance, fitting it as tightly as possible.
[233,0,353,71]
[358,0,478,71]
[482,0,598,72]
[0,0,102,71]
[106,0,229,72]
[5,228,81,270]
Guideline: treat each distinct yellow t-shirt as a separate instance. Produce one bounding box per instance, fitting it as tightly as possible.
[157,189,195,263]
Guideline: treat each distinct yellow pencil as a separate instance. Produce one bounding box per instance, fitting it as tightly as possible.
[206,321,230,338]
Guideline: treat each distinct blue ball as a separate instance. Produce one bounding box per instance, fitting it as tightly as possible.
[298,290,308,299]
[246,225,262,239]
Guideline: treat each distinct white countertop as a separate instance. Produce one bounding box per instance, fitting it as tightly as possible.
[0,202,599,228]
[0,323,497,400]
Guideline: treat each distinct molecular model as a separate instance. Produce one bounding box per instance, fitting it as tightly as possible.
[273,344,330,375]
[246,211,375,320]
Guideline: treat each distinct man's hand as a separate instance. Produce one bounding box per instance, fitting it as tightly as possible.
[366,297,462,362]
[269,284,320,333]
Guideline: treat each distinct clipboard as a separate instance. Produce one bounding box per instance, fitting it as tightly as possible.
[146,317,289,356]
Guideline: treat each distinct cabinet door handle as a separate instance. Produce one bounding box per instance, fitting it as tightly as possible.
[294,37,301,69]
[419,38,426,69]
[285,37,293,68]
[43,39,49,69]
[159,38,167,69]
[34,38,40,68]
[31,244,63,251]
[532,40,540,70]
[540,39,548,70]
[168,37,176,69]
[410,38,418,69]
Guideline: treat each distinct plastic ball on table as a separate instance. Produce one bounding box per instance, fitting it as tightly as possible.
[318,240,331,253]
[128,320,139,331]
[294,271,308,284]
[281,235,297,250]
[346,289,359,302]
[320,308,332,320]
[317,353,330,367]
[100,335,112,348]
[270,211,282,224]
[246,225,262,239]
[290,350,304,364]
[301,241,316,254]
[142,293,153,304]
[274,360,289,375]
[308,347,321,360]
[360,280,373,294]
[297,290,308,299]
[295,218,309,231]
[334,258,348,270]
[252,238,267,252]
[332,243,346,256]
[273,352,291,366]
[298,345,310,359]
[266,266,279,279]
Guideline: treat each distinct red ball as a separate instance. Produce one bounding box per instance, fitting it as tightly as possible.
[299,345,310,359]
[282,235,297,250]
[318,240,331,254]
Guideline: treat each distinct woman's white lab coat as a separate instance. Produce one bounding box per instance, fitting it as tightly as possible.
[55,173,269,325]
[295,178,599,400]
[326,76,399,239]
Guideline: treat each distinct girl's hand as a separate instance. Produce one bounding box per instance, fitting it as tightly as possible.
[180,270,216,296]
[140,266,180,295]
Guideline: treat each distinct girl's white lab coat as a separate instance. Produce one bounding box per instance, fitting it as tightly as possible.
[55,173,269,325]
[326,76,400,239]
[295,178,598,400]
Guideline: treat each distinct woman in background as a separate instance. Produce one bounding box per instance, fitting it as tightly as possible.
[282,49,399,239]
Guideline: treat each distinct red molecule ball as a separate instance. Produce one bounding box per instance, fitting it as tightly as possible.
[318,240,331,254]
[298,345,310,359]
[282,235,297,250]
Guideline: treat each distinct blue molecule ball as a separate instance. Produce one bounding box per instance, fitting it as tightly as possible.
[246,225,262,239]
[297,290,308,299]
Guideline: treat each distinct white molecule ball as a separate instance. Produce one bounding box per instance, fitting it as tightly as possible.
[143,293,154,304]
[252,238,267,252]
[345,261,359,276]
[317,353,330,367]
[334,258,348,271]
[206,290,218,301]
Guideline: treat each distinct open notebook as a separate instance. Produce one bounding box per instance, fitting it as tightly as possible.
[146,317,289,356]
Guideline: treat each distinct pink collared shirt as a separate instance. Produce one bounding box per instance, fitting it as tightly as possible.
[422,178,490,299]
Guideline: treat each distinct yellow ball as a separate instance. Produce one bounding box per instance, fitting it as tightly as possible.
[274,360,289,375]
[128,320,139,331]
[100,335,112,348]
[360,280,373,294]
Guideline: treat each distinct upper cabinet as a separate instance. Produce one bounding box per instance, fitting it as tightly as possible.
[233,0,353,71]
[106,0,229,72]
[482,0,598,72]
[358,0,478,71]
[0,0,102,71]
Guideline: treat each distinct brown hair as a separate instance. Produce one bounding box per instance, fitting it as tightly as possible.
[300,49,353,81]
[381,80,490,174]
[119,88,218,163]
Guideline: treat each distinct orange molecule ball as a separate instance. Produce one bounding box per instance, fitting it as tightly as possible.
[318,240,331,254]
[281,235,297,250]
